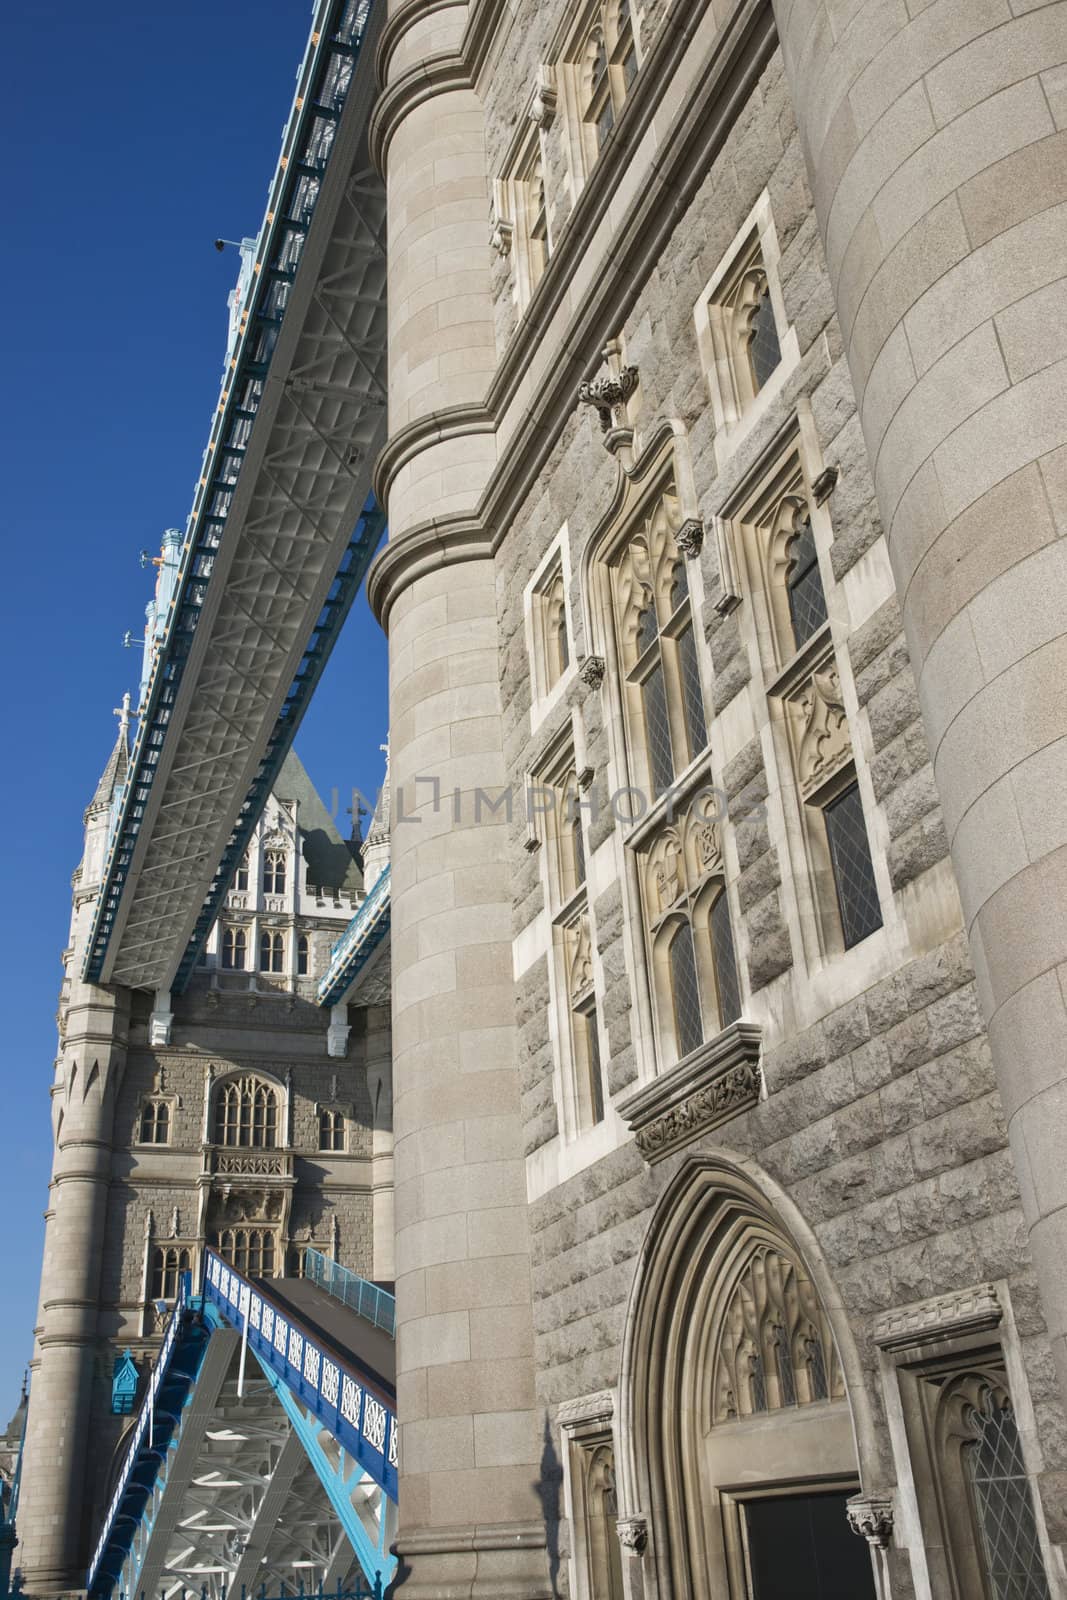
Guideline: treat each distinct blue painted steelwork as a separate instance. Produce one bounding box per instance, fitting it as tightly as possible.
[88,1275,210,1596]
[302,1249,395,1337]
[316,866,391,1008]
[83,0,377,987]
[170,499,386,993]
[256,1360,395,1592]
[202,1252,398,1505]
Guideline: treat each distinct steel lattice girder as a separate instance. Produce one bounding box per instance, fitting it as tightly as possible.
[86,0,388,994]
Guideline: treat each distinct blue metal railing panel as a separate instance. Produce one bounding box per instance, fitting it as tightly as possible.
[303,1248,395,1336]
[84,0,378,987]
[202,1251,398,1503]
[87,1274,204,1593]
[317,866,391,1008]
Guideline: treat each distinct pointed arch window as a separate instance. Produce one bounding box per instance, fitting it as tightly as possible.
[259,929,285,973]
[221,926,246,970]
[214,1227,276,1278]
[234,853,249,893]
[577,0,637,157]
[641,793,743,1066]
[263,850,287,895]
[297,932,310,976]
[151,1246,190,1303]
[610,484,709,796]
[214,1075,279,1148]
[139,1099,171,1145]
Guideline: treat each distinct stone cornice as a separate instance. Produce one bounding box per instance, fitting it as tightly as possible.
[619,1021,763,1163]
[367,512,494,627]
[369,51,474,175]
[370,0,776,621]
[872,1284,1002,1351]
[372,402,496,505]
[376,0,468,88]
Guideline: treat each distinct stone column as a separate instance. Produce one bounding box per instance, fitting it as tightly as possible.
[19,977,126,1591]
[771,0,1067,1393]
[368,3,551,1592]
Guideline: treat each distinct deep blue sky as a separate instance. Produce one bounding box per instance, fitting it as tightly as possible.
[0,3,389,1412]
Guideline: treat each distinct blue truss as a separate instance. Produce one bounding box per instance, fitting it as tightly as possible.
[202,1253,398,1503]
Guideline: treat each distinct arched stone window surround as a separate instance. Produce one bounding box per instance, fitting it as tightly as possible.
[617,1155,885,1600]
[210,1068,287,1150]
[558,0,639,183]
[578,423,726,1084]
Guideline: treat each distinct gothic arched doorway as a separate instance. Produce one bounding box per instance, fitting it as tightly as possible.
[619,1157,879,1600]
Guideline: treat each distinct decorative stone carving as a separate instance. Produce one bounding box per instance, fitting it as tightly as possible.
[213,1151,286,1178]
[795,665,850,799]
[616,1517,648,1555]
[811,464,839,505]
[170,1206,180,1238]
[489,203,513,258]
[713,1243,843,1422]
[557,1389,613,1428]
[527,66,557,128]
[846,1493,894,1550]
[579,655,606,690]
[676,516,705,558]
[569,917,594,1002]
[872,1283,1001,1351]
[578,364,639,432]
[619,1021,763,1164]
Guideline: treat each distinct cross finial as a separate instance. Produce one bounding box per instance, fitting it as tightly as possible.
[113,692,132,737]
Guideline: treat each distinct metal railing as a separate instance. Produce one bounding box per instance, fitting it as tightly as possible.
[304,1248,395,1336]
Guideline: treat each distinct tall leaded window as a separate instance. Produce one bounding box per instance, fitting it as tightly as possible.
[735,446,883,956]
[259,929,285,972]
[566,916,605,1129]
[577,0,637,156]
[151,1246,190,1303]
[642,795,743,1065]
[140,1099,171,1145]
[263,850,286,894]
[610,484,709,796]
[544,567,570,688]
[221,925,246,970]
[214,1075,279,1148]
[698,227,785,431]
[297,932,310,976]
[234,853,249,892]
[824,783,882,949]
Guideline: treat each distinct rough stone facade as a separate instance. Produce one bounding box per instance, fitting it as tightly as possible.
[369,0,1067,1595]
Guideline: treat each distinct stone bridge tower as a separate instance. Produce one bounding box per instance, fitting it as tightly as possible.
[770,0,1067,1405]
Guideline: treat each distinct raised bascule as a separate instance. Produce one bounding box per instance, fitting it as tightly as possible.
[20,0,1067,1596]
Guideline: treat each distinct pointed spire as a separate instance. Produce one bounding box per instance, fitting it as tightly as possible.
[90,694,132,811]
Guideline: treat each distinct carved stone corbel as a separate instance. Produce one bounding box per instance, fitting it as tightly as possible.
[676,517,704,558]
[578,365,639,434]
[616,1516,648,1555]
[489,203,513,258]
[579,655,606,691]
[846,1493,894,1550]
[527,66,557,128]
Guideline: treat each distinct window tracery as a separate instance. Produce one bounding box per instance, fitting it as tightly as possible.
[213,1227,276,1277]
[576,0,637,157]
[610,482,708,793]
[319,1107,346,1152]
[221,925,247,970]
[734,442,882,954]
[213,1075,279,1148]
[151,1245,190,1302]
[259,928,285,973]
[263,849,286,895]
[711,1243,842,1424]
[139,1098,171,1145]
